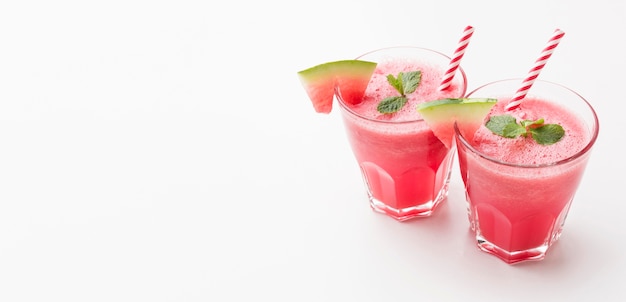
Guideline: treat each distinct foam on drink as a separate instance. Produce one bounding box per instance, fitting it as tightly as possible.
[472,97,590,165]
[347,60,464,122]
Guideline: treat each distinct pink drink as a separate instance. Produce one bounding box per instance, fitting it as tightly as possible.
[456,79,599,264]
[337,47,466,221]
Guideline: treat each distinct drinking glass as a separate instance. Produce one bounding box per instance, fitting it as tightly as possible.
[336,47,467,221]
[455,79,599,263]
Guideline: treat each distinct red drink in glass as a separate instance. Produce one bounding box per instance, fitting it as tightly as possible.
[337,47,467,221]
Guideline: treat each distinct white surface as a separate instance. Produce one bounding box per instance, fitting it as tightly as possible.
[0,0,624,301]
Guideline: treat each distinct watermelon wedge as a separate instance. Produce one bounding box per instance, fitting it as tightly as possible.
[297,60,377,114]
[417,98,497,149]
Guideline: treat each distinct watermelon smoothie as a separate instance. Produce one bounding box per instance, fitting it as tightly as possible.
[455,79,599,264]
[336,47,467,221]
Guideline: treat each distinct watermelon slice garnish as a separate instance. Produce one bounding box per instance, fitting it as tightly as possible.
[297,60,377,114]
[417,98,497,149]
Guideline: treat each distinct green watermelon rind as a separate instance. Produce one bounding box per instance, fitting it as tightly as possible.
[417,98,496,111]
[297,60,377,80]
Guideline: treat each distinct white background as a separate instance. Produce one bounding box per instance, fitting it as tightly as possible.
[0,0,624,301]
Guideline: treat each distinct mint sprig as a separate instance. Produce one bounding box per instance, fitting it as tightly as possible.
[485,114,565,145]
[377,71,421,114]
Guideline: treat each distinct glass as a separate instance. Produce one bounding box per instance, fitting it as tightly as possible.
[455,79,599,264]
[336,47,467,221]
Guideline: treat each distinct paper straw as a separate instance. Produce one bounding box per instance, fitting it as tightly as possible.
[438,25,475,91]
[505,29,566,111]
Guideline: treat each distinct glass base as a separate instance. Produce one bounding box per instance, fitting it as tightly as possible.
[475,234,549,264]
[368,182,449,222]
[466,197,570,264]
[473,226,564,264]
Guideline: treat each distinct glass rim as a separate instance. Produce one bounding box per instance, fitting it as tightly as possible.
[455,78,600,168]
[335,46,468,125]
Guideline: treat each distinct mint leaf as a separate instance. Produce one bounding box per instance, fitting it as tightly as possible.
[485,115,517,136]
[386,74,403,94]
[485,114,565,145]
[377,96,408,114]
[377,70,422,114]
[401,71,421,95]
[530,124,565,145]
[502,122,527,138]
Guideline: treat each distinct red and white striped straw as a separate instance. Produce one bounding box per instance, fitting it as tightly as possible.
[505,29,566,111]
[438,25,475,91]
